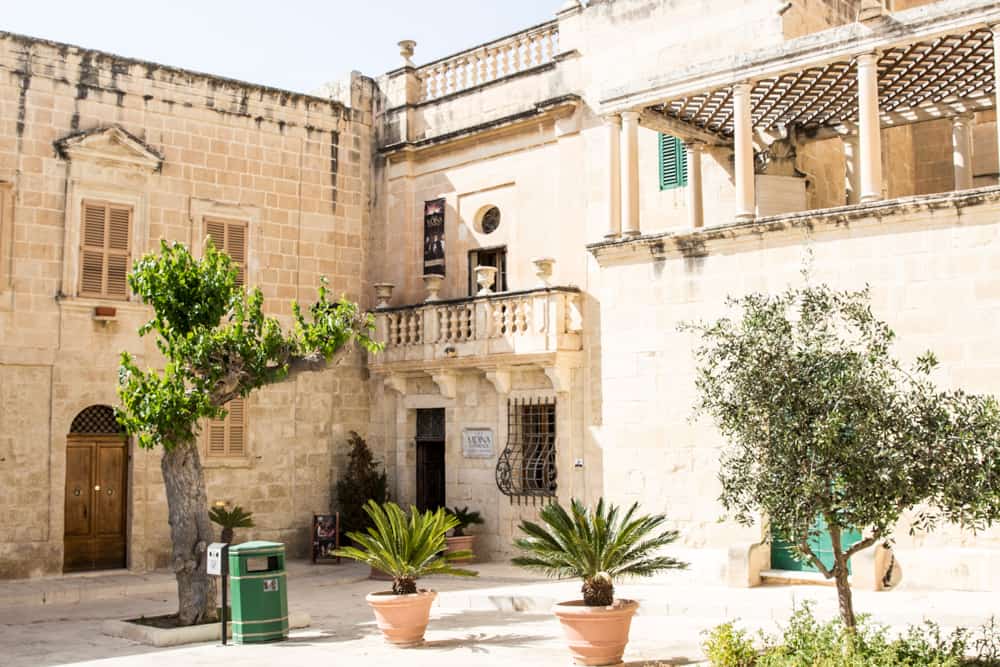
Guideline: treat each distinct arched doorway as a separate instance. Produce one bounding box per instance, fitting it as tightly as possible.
[64,405,128,572]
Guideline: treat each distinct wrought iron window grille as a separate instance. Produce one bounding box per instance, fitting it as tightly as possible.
[496,396,557,504]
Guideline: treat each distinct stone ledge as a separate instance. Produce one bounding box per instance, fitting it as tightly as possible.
[588,185,1000,266]
[101,610,311,647]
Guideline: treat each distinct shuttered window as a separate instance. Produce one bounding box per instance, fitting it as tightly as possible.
[205,218,247,287]
[80,201,132,299]
[658,133,688,191]
[206,397,246,458]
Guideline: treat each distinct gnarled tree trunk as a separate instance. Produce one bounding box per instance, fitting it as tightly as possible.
[161,443,218,626]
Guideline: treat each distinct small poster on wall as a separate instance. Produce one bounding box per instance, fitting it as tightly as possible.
[462,428,494,458]
[423,198,445,276]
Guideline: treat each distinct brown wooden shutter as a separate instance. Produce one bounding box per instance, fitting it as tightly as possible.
[80,203,107,296]
[80,201,131,299]
[106,205,131,298]
[205,397,246,458]
[205,218,247,287]
[227,398,245,455]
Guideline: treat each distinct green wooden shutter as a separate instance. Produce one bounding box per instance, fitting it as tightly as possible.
[658,133,688,190]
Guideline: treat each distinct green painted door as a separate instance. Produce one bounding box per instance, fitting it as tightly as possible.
[771,516,862,573]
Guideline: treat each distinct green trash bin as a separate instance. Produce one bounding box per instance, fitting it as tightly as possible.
[227,541,288,643]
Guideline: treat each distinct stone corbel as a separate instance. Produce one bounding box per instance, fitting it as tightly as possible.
[483,368,512,395]
[383,374,407,395]
[430,371,458,399]
[543,364,571,394]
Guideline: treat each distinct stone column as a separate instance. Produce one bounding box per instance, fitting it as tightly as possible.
[843,133,861,205]
[993,25,1000,182]
[733,82,756,222]
[620,111,641,237]
[605,115,622,239]
[857,52,883,203]
[952,113,974,191]
[685,142,705,228]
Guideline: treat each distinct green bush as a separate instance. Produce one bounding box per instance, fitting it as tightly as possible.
[702,622,757,667]
[702,604,1000,667]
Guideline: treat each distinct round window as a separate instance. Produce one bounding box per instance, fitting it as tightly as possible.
[480,206,501,234]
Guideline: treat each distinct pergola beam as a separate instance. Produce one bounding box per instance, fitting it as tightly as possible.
[638,109,728,145]
[799,93,994,143]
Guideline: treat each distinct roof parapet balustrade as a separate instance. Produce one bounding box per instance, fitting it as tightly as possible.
[370,286,582,367]
[416,21,559,103]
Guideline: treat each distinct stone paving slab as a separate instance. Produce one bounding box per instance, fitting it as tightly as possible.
[0,559,370,609]
[0,562,996,666]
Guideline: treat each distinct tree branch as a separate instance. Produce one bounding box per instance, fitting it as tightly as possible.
[797,536,832,578]
[844,528,882,560]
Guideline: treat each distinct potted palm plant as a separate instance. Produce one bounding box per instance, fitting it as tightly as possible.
[445,506,484,563]
[333,500,477,647]
[208,504,254,544]
[512,498,687,666]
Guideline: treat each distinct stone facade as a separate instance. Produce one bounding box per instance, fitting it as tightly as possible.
[0,33,373,576]
[2,0,1000,594]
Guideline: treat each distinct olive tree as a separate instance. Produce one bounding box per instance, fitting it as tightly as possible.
[682,283,1000,630]
[116,240,378,625]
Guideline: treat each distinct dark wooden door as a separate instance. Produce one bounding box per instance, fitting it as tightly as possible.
[416,441,446,512]
[64,438,127,572]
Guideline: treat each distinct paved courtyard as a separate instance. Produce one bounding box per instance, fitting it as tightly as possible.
[1,561,996,666]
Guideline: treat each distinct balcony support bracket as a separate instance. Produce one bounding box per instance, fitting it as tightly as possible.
[483,368,512,395]
[543,364,571,394]
[383,373,408,395]
[430,370,458,399]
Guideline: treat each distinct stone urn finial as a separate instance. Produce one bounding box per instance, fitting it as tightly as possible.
[532,257,556,288]
[422,274,444,302]
[398,40,417,67]
[373,282,395,309]
[474,265,498,296]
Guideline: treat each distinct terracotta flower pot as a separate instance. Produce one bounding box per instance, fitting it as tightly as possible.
[365,590,437,647]
[552,599,639,666]
[444,534,476,563]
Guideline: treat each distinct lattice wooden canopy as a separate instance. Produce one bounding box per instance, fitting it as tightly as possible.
[653,27,995,138]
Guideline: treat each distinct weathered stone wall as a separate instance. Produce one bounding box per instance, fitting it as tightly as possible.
[0,32,374,577]
[590,191,1000,591]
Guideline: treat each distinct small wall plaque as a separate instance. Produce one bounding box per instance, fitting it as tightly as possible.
[462,428,494,458]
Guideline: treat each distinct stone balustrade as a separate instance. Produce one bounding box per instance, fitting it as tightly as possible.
[416,21,559,103]
[373,286,582,365]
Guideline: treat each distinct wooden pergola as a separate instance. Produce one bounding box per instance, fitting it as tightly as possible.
[653,27,995,139]
[597,0,1000,235]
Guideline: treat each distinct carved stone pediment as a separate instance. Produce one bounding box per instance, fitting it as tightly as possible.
[55,125,163,172]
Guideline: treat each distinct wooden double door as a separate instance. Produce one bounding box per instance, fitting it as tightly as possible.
[64,438,128,572]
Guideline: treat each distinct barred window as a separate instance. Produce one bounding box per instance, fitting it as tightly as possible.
[496,397,556,500]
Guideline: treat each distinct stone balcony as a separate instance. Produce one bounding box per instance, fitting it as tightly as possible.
[369,286,583,397]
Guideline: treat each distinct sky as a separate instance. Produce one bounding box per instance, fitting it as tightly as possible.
[3,1,561,94]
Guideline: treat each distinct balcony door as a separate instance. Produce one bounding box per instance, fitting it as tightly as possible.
[468,246,507,295]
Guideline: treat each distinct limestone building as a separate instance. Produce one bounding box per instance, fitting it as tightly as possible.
[2,0,999,592]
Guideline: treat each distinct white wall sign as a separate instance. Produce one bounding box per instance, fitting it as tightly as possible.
[462,428,494,458]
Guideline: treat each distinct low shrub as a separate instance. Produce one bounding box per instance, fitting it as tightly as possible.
[702,622,757,667]
[702,603,1000,667]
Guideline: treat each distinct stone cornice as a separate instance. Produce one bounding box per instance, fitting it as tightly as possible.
[380,95,582,159]
[588,185,1000,266]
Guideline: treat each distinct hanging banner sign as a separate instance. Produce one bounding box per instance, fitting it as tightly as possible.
[423,198,445,276]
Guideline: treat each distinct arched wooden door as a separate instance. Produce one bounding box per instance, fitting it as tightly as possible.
[64,406,128,572]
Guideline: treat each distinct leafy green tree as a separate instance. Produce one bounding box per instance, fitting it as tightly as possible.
[512,498,687,606]
[333,500,477,594]
[682,283,1000,630]
[116,240,379,625]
